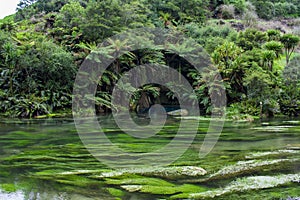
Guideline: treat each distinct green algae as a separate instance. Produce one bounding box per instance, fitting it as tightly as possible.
[107,188,125,198]
[104,176,175,187]
[55,175,101,188]
[121,183,207,196]
[0,117,300,199]
[0,183,18,193]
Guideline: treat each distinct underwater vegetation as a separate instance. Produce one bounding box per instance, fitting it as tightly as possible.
[0,117,299,199]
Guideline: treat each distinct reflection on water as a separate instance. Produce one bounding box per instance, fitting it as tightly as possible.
[0,116,299,199]
[0,190,24,200]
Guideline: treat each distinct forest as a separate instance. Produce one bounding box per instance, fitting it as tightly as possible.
[0,0,300,119]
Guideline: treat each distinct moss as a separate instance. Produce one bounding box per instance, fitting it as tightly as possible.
[0,170,10,177]
[105,176,174,187]
[106,174,207,196]
[179,184,208,193]
[56,175,102,188]
[219,132,271,141]
[139,185,180,195]
[0,183,18,193]
[107,188,125,197]
[121,183,207,196]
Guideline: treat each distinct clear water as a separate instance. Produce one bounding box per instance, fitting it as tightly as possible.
[0,116,299,199]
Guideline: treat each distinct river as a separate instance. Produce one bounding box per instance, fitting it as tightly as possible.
[0,116,299,199]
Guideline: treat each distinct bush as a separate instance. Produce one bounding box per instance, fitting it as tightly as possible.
[0,39,76,116]
[217,4,236,19]
[274,2,297,18]
[0,93,50,118]
[264,41,284,58]
[205,37,225,54]
[54,1,85,29]
[267,29,281,41]
[21,40,76,92]
[236,28,268,50]
[224,0,246,15]
[228,101,260,116]
[253,1,274,20]
[242,10,258,27]
[245,1,256,12]
[280,56,300,116]
[244,66,273,101]
[184,23,236,46]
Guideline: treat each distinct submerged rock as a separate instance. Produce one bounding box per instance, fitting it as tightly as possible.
[245,150,299,159]
[58,170,106,175]
[167,109,189,116]
[287,144,300,150]
[283,121,300,124]
[189,173,300,199]
[202,159,297,182]
[121,185,142,192]
[97,166,207,180]
[250,126,292,132]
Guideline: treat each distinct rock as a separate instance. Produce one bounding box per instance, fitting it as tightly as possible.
[250,126,292,132]
[121,185,142,192]
[283,121,300,124]
[245,150,299,159]
[287,144,300,150]
[230,21,245,31]
[58,170,104,175]
[167,109,189,116]
[190,173,300,199]
[202,159,297,182]
[275,26,286,33]
[97,166,207,180]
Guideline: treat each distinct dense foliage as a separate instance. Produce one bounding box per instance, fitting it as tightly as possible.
[0,0,299,118]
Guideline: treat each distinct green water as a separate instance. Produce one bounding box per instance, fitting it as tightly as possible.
[0,116,299,200]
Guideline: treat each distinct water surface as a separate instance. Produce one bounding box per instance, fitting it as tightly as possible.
[0,116,299,199]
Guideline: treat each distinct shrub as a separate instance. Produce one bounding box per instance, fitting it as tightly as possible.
[225,0,246,15]
[280,55,300,116]
[236,28,268,50]
[242,10,258,28]
[267,29,281,41]
[218,4,236,19]
[184,23,236,46]
[205,37,225,54]
[280,33,300,64]
[274,2,297,18]
[245,1,256,12]
[264,41,284,58]
[253,1,274,20]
